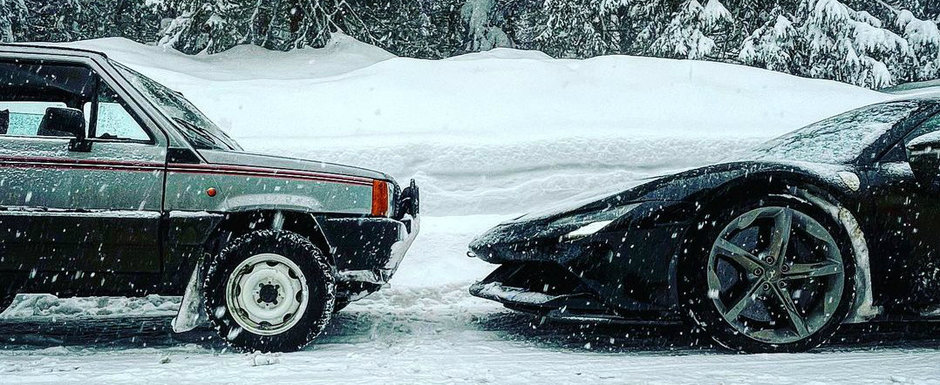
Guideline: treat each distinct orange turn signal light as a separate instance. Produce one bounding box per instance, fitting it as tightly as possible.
[371,180,389,216]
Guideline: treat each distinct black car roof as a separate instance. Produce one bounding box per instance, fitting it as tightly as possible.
[0,43,108,59]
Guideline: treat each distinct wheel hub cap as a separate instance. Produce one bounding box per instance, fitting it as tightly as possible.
[258,283,280,305]
[225,253,309,336]
[707,207,845,344]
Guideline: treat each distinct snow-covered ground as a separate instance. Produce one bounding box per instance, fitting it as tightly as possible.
[4,36,937,384]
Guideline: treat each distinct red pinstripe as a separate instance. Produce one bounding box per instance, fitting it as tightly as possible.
[0,156,373,186]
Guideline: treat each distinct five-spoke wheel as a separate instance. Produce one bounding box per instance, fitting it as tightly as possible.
[681,198,856,353]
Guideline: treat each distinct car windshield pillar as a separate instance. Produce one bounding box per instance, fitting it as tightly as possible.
[112,61,241,151]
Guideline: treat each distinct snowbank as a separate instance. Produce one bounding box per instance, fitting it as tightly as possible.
[69,36,888,216]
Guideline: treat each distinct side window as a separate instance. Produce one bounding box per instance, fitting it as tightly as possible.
[886,110,940,163]
[0,61,150,142]
[907,111,940,141]
[0,62,95,138]
[0,101,68,136]
[83,83,149,141]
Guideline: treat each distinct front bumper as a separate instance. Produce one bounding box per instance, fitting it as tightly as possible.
[335,215,420,286]
[469,262,676,324]
[322,179,420,290]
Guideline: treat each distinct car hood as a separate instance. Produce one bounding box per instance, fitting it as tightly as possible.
[198,149,392,181]
[514,177,657,222]
[504,160,855,226]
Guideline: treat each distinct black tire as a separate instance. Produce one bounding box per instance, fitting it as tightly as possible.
[678,194,857,353]
[204,230,336,353]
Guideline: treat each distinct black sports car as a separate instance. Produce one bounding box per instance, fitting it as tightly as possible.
[468,97,940,353]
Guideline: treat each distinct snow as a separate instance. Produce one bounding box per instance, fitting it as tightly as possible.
[2,36,930,384]
[910,128,940,147]
[750,101,921,164]
[60,35,886,215]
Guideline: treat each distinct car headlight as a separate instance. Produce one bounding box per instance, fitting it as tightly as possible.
[553,203,641,241]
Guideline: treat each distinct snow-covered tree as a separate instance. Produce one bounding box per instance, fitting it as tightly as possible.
[355,0,463,58]
[739,10,799,73]
[596,0,672,55]
[650,0,734,60]
[161,0,374,54]
[797,0,913,88]
[896,9,940,81]
[73,0,165,43]
[535,0,607,58]
[22,0,82,42]
[0,0,27,42]
[460,0,513,51]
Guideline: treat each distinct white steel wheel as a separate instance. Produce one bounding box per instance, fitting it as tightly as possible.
[205,230,335,353]
[225,253,309,336]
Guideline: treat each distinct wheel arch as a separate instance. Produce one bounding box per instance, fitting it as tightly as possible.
[171,209,336,334]
[668,170,878,323]
[203,209,335,267]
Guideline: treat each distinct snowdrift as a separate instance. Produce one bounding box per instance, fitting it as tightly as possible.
[70,35,887,216]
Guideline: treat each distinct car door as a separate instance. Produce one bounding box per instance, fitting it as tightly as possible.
[898,110,940,309]
[0,59,166,275]
[859,108,940,312]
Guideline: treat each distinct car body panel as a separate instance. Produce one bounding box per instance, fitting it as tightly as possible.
[0,44,420,306]
[472,161,859,311]
[470,99,940,325]
[164,163,374,215]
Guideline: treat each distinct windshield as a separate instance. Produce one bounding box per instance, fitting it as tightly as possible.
[750,101,922,164]
[112,61,242,151]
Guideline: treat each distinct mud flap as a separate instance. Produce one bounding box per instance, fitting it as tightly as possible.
[171,258,209,333]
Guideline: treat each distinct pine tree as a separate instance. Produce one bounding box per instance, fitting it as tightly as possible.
[739,9,799,73]
[161,0,375,54]
[649,0,733,60]
[460,0,512,51]
[353,0,466,58]
[536,0,607,58]
[22,0,82,42]
[896,9,940,81]
[0,0,27,42]
[797,0,913,88]
[597,0,675,55]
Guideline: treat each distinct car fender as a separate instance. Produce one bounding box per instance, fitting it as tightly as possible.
[795,189,880,323]
[663,162,872,306]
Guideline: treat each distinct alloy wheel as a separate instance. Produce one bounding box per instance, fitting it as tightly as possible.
[707,206,845,344]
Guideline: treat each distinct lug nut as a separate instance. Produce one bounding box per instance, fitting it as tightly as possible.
[754,268,763,276]
[781,264,790,273]
[779,281,788,288]
[764,256,775,264]
[763,283,772,291]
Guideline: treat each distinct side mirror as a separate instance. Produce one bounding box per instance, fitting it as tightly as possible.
[38,107,90,151]
[906,133,940,189]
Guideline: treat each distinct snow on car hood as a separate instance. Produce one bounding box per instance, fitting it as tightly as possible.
[512,177,653,222]
[198,149,391,181]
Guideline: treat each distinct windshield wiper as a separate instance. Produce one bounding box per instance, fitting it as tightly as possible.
[172,117,232,150]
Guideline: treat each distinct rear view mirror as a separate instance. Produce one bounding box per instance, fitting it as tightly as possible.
[38,107,90,151]
[906,133,940,188]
